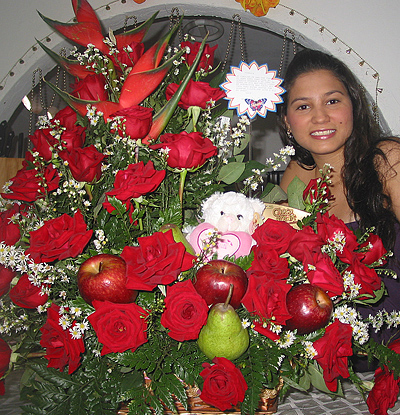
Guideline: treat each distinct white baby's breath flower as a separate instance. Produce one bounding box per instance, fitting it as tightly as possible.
[69,326,82,339]
[302,341,318,358]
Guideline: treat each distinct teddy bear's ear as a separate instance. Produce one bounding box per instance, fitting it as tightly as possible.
[201,192,222,215]
[250,212,263,233]
[249,198,266,215]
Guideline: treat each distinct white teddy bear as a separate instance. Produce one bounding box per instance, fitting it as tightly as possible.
[186,191,265,259]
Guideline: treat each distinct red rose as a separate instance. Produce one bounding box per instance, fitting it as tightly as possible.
[30,128,59,161]
[53,106,79,129]
[313,320,353,392]
[252,219,297,255]
[0,265,16,297]
[26,209,93,263]
[316,213,358,264]
[345,256,381,299]
[60,145,106,183]
[160,279,208,341]
[288,225,324,262]
[0,338,11,395]
[60,126,86,152]
[181,41,218,72]
[103,161,165,214]
[110,105,153,140]
[150,131,217,170]
[88,300,148,355]
[304,251,344,297]
[112,40,144,69]
[1,164,60,202]
[367,365,400,415]
[303,177,331,208]
[166,79,225,110]
[367,340,400,415]
[389,338,400,354]
[358,233,387,265]
[40,303,85,374]
[121,230,196,291]
[0,203,21,245]
[248,247,289,280]
[71,74,108,101]
[9,274,48,309]
[200,357,248,411]
[242,270,292,327]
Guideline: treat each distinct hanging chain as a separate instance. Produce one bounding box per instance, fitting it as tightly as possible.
[221,14,246,72]
[123,15,138,31]
[49,48,67,110]
[278,28,297,78]
[373,76,381,126]
[169,8,183,44]
[28,68,45,136]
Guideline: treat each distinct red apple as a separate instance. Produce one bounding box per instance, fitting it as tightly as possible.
[193,259,248,309]
[77,254,137,305]
[285,284,333,335]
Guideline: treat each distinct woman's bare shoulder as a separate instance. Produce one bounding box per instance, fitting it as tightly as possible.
[375,137,400,175]
[279,160,315,192]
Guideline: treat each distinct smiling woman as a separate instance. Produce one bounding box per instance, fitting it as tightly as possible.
[278,48,400,346]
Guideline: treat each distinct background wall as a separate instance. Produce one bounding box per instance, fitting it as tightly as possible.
[0,0,399,147]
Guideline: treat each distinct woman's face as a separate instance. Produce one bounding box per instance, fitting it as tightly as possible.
[284,69,353,159]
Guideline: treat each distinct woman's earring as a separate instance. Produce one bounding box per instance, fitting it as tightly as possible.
[286,129,294,140]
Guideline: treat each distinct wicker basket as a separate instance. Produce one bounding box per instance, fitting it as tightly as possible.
[117,378,282,414]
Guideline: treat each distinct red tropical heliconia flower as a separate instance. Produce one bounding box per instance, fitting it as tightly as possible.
[39,0,107,54]
[41,0,185,122]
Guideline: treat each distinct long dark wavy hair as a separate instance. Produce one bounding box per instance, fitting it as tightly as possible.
[278,48,398,250]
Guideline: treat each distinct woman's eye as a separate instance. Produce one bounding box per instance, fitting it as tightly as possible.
[296,104,309,111]
[237,214,243,220]
[327,99,339,105]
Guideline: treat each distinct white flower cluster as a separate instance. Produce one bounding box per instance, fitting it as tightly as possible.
[58,305,90,340]
[265,145,295,172]
[332,304,369,344]
[342,270,362,300]
[367,309,400,333]
[204,114,232,163]
[243,145,295,192]
[276,330,296,349]
[0,241,74,334]
[71,43,123,97]
[86,105,103,127]
[301,340,318,358]
[93,229,108,253]
[322,230,346,255]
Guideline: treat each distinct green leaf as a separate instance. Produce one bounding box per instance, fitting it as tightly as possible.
[209,68,228,88]
[287,176,306,210]
[107,196,128,216]
[217,162,246,184]
[281,373,310,392]
[355,281,386,304]
[164,374,188,410]
[308,362,344,396]
[261,184,288,203]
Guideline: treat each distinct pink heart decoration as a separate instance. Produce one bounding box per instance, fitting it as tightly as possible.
[187,223,254,259]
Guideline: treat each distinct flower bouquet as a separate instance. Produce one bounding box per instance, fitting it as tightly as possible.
[1,1,400,415]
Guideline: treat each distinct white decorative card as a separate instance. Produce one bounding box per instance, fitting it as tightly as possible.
[220,61,285,119]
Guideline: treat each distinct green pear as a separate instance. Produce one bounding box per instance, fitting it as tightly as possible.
[198,284,249,360]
